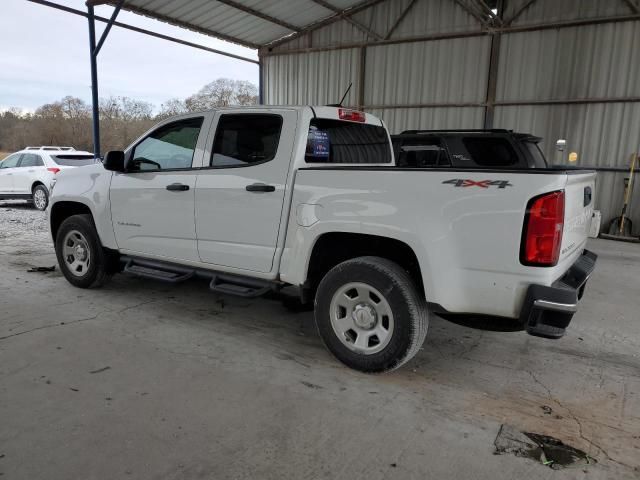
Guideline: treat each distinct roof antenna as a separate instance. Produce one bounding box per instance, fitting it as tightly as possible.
[327,82,353,107]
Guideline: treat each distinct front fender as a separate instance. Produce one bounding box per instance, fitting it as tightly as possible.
[49,164,117,249]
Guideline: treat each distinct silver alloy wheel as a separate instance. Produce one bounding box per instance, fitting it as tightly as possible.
[33,188,47,210]
[62,230,91,277]
[329,282,394,355]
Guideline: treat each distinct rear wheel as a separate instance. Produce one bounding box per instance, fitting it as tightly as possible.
[55,214,111,288]
[314,256,428,373]
[32,185,48,211]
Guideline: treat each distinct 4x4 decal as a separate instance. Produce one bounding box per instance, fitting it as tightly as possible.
[442,179,513,189]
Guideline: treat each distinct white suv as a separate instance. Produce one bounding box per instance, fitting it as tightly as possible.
[0,148,97,210]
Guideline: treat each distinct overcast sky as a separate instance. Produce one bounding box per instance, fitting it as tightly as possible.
[0,0,259,112]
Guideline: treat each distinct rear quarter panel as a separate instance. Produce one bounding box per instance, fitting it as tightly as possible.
[280,168,580,318]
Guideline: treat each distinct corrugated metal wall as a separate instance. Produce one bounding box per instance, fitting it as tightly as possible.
[262,0,640,231]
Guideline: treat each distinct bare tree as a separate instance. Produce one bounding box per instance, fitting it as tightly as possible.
[158,98,189,119]
[0,78,258,153]
[185,78,258,111]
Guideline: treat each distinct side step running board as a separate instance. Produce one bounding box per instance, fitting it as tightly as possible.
[123,260,194,283]
[121,256,277,298]
[209,273,272,298]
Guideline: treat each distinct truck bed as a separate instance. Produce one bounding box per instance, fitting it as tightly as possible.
[281,166,596,319]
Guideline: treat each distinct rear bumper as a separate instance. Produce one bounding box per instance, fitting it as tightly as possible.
[519,249,597,339]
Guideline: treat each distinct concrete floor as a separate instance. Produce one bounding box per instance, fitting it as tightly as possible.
[1,201,639,480]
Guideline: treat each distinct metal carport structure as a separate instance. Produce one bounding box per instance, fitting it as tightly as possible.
[26,0,640,230]
[26,0,386,158]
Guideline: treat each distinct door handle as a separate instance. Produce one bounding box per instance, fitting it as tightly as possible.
[166,183,189,191]
[246,183,275,192]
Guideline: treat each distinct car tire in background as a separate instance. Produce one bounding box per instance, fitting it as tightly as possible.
[32,184,49,211]
[314,256,428,373]
[55,214,112,288]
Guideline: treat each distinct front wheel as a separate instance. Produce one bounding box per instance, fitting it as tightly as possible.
[314,256,428,373]
[32,185,49,211]
[55,214,111,288]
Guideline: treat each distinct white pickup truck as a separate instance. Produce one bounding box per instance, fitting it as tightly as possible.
[48,106,597,372]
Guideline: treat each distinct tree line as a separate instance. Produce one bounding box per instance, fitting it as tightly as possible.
[0,78,257,154]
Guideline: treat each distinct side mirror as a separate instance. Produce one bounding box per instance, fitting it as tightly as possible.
[103,151,125,172]
[555,139,566,152]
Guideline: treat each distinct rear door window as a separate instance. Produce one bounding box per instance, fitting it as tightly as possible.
[461,137,519,167]
[305,119,391,164]
[51,155,97,166]
[19,154,44,167]
[210,114,282,168]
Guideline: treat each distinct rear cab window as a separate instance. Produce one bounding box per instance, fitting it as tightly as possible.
[51,155,97,167]
[305,119,391,164]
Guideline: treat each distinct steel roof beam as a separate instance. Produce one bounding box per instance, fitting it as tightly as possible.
[452,0,490,27]
[622,0,640,14]
[95,1,261,48]
[263,11,640,55]
[214,0,302,32]
[384,0,418,40]
[310,0,383,40]
[93,0,123,56]
[504,0,538,25]
[476,0,503,25]
[26,0,260,61]
[265,0,389,49]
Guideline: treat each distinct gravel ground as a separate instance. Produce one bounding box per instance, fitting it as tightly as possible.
[0,200,51,253]
[0,200,48,236]
[1,200,639,480]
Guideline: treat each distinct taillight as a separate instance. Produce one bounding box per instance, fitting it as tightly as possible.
[521,190,565,266]
[338,108,366,122]
[47,167,60,174]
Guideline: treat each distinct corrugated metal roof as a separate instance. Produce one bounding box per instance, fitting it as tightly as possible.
[113,0,366,48]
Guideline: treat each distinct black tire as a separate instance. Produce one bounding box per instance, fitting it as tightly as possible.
[32,184,49,211]
[55,214,111,288]
[314,256,428,373]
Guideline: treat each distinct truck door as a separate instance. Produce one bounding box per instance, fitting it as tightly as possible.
[195,110,297,273]
[109,114,211,262]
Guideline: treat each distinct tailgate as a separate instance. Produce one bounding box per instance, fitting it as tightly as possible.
[560,171,596,263]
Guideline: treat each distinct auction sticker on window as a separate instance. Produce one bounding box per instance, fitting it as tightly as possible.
[307,128,330,159]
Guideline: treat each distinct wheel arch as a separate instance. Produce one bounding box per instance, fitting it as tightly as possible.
[31,180,46,192]
[304,232,425,302]
[50,201,94,242]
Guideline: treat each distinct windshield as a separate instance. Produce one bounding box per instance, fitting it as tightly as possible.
[51,154,97,166]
